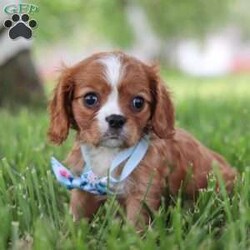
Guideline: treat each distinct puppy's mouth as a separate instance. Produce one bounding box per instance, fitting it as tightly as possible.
[100,130,127,148]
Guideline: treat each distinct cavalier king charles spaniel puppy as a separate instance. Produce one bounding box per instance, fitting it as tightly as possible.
[48,51,236,227]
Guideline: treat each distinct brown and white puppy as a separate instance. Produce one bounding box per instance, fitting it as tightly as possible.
[48,51,236,226]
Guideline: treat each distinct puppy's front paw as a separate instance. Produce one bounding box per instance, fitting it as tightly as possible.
[70,190,86,221]
[69,189,102,221]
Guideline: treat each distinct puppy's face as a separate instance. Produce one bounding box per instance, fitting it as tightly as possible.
[48,52,175,148]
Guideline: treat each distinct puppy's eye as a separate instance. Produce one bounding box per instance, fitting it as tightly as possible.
[83,92,99,108]
[131,96,144,112]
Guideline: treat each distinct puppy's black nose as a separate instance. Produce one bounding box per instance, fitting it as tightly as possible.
[105,114,127,129]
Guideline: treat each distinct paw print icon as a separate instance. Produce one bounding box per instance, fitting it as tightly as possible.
[4,14,37,40]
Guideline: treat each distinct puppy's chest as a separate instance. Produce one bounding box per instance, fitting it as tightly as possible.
[83,145,121,177]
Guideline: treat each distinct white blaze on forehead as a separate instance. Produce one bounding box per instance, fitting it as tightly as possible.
[96,88,122,134]
[98,55,123,86]
[96,55,124,136]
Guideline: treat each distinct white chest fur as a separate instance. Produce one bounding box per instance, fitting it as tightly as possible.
[81,145,121,177]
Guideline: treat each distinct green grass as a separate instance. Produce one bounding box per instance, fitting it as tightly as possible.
[0,73,250,249]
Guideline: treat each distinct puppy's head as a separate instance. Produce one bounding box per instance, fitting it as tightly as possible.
[48,52,175,147]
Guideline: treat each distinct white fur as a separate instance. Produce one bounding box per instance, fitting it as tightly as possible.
[97,55,124,137]
[96,88,123,134]
[82,144,120,177]
[98,55,123,86]
[81,144,126,193]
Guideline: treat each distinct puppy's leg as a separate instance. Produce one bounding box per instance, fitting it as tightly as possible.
[70,190,102,221]
[124,171,163,230]
[125,192,161,231]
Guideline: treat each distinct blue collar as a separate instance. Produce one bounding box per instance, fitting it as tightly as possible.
[51,136,149,195]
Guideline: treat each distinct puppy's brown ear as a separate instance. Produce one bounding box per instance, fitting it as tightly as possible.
[149,67,175,138]
[48,68,75,145]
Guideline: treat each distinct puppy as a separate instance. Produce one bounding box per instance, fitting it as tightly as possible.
[48,51,236,227]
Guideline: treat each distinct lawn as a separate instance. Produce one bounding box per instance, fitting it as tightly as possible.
[0,73,249,249]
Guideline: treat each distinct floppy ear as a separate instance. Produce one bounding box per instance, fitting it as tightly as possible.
[47,68,75,145]
[150,69,175,138]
